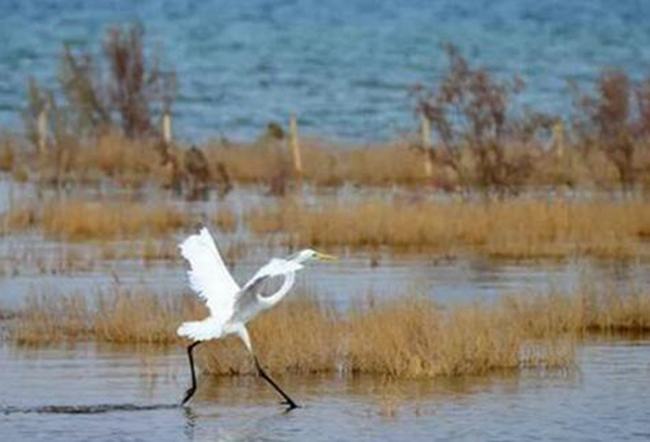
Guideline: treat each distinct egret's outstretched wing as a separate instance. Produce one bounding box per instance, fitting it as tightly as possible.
[179,227,240,316]
[232,258,303,320]
[242,258,303,291]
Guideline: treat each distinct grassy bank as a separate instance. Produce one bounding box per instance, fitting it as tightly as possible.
[3,134,429,188]
[7,287,650,378]
[248,199,650,259]
[4,130,650,192]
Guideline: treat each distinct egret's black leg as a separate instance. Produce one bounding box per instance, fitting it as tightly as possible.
[254,356,299,411]
[182,341,201,405]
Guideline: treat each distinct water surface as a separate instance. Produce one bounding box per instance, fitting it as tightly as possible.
[1,0,650,141]
[1,341,649,441]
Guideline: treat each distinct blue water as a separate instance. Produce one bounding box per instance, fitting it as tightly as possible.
[1,0,650,142]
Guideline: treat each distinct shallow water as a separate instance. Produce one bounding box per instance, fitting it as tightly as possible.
[0,181,647,314]
[1,341,649,441]
[1,0,650,142]
[1,184,649,439]
[1,233,649,312]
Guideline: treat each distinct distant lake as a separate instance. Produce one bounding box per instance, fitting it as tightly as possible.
[1,0,649,142]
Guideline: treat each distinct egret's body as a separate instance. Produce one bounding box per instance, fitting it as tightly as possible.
[177,227,334,409]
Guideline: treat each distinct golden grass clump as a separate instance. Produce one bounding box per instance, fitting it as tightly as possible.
[346,296,555,378]
[12,295,91,344]
[0,204,37,233]
[93,290,204,344]
[1,200,189,241]
[247,199,650,259]
[31,132,167,187]
[11,288,650,378]
[212,208,238,233]
[503,290,650,336]
[42,201,189,241]
[11,288,205,345]
[299,140,428,187]
[203,138,428,187]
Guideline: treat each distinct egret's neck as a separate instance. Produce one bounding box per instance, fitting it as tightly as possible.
[257,271,296,308]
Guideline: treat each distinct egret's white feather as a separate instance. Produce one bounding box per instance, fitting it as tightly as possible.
[242,258,303,291]
[177,227,240,340]
[177,317,222,341]
[230,258,302,324]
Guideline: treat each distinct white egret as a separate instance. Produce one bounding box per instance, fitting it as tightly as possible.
[177,227,336,410]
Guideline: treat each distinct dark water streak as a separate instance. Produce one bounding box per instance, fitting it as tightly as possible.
[1,403,181,415]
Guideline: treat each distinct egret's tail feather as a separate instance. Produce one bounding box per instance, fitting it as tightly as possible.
[177,319,220,341]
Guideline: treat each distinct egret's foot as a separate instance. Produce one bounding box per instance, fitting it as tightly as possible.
[281,400,300,412]
[181,387,196,406]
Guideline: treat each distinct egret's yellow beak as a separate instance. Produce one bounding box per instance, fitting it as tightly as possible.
[315,251,338,262]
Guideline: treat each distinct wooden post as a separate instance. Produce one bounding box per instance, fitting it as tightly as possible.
[162,110,173,145]
[420,113,433,177]
[37,104,48,154]
[289,114,303,178]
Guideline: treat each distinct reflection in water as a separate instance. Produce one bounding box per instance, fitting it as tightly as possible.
[183,407,196,441]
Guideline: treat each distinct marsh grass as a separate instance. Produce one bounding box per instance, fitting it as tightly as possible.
[203,138,428,187]
[8,134,435,188]
[3,196,649,261]
[212,208,238,233]
[9,128,650,191]
[11,289,205,345]
[1,200,190,241]
[9,287,650,378]
[27,132,167,187]
[247,199,650,259]
[42,201,189,241]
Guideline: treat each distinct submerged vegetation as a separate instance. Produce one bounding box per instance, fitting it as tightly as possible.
[7,287,650,378]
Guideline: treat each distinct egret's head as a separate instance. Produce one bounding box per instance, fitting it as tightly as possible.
[291,249,337,264]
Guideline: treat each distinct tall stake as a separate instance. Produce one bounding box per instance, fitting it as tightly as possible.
[162,110,173,146]
[420,113,433,178]
[37,105,49,154]
[289,114,303,180]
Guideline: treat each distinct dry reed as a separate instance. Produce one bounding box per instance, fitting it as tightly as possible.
[9,133,432,188]
[212,208,238,233]
[6,127,650,191]
[203,138,428,187]
[1,200,190,241]
[29,132,167,187]
[247,199,650,259]
[11,288,205,345]
[8,287,650,378]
